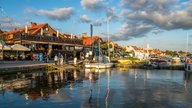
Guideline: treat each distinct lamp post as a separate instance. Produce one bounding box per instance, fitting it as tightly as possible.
[20,33,22,45]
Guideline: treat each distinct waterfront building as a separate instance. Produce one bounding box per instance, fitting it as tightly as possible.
[2,22,83,59]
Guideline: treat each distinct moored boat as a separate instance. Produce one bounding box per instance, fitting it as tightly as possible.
[184,59,192,72]
[118,59,132,64]
[85,63,114,69]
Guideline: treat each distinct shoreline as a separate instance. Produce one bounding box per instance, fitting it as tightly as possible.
[0,60,185,74]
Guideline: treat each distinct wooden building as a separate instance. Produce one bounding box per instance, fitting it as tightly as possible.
[2,22,83,59]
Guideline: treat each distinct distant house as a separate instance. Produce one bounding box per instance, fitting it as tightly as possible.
[82,36,104,56]
[125,46,150,60]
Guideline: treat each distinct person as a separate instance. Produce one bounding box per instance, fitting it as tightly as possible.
[57,52,61,65]
[93,54,96,62]
[60,54,64,66]
[64,54,68,64]
[54,55,58,65]
[74,56,77,66]
[80,52,84,61]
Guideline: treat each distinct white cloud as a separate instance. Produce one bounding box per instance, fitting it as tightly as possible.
[106,7,119,22]
[25,8,74,21]
[81,0,107,12]
[93,19,101,26]
[80,15,92,23]
[0,16,24,31]
[117,0,192,40]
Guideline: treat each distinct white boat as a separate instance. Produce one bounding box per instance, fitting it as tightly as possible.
[85,19,114,69]
[85,63,114,69]
[171,57,181,63]
[184,63,192,72]
[184,58,192,72]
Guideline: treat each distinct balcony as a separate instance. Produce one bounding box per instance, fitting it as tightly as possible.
[13,33,83,45]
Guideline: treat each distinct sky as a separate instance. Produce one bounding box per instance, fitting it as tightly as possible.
[0,0,192,51]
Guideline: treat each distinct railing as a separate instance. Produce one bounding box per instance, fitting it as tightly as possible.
[13,33,83,45]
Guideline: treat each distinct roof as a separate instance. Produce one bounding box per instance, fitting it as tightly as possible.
[83,36,102,46]
[4,23,47,35]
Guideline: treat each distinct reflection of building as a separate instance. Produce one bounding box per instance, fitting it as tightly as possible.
[0,69,84,101]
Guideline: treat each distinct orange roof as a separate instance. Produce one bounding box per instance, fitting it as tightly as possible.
[83,38,95,46]
[30,24,47,35]
[4,23,47,35]
[83,36,102,46]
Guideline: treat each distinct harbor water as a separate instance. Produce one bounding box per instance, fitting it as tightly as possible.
[0,68,192,108]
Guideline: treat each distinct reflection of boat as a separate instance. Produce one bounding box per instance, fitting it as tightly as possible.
[85,63,114,69]
[95,68,111,73]
[117,67,129,71]
[118,59,132,64]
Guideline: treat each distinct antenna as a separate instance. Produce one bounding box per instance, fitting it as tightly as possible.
[186,32,188,54]
[107,18,110,59]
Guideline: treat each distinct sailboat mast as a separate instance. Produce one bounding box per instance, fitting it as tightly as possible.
[107,19,110,59]
[186,32,188,55]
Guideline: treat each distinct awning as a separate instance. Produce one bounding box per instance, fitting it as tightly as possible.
[11,44,31,51]
[0,45,12,51]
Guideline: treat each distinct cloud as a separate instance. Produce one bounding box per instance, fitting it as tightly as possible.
[81,0,107,12]
[80,15,92,23]
[25,8,74,21]
[93,19,101,26]
[120,0,176,11]
[111,0,192,42]
[151,29,162,34]
[122,7,192,30]
[0,16,24,31]
[101,22,153,41]
[105,7,119,22]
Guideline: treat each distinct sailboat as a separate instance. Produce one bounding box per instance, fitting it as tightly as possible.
[85,20,114,69]
[184,33,192,72]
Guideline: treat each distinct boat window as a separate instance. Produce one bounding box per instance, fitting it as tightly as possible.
[185,64,187,68]
[188,66,190,70]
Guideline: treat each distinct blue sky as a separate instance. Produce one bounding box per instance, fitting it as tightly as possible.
[0,0,192,51]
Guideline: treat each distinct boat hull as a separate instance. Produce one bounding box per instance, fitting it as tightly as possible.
[184,63,192,72]
[118,60,132,64]
[85,63,114,69]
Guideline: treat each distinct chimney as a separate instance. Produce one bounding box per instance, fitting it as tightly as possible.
[13,28,17,31]
[25,25,28,34]
[30,22,37,27]
[57,30,59,37]
[41,28,43,36]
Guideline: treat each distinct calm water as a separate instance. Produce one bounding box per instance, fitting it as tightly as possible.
[0,68,192,108]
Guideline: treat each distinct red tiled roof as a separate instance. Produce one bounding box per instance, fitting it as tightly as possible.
[4,23,47,35]
[31,24,47,35]
[83,38,95,45]
[83,36,101,46]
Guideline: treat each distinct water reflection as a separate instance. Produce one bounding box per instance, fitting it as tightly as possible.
[184,71,192,91]
[0,69,83,101]
[0,69,192,108]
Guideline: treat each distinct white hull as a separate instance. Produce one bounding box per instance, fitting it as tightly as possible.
[184,63,192,72]
[85,63,114,69]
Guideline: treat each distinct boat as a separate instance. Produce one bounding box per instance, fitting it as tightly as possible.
[85,62,114,68]
[184,58,192,72]
[171,56,181,63]
[84,19,114,69]
[184,33,192,72]
[118,59,132,64]
[185,63,192,72]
